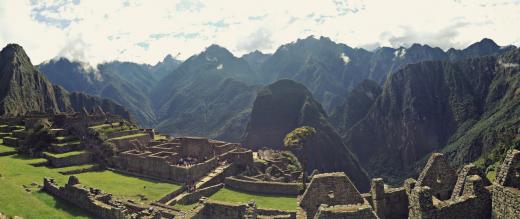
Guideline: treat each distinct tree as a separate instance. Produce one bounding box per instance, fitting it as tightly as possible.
[283,126,316,190]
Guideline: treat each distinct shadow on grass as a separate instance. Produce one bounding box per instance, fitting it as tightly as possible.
[223,187,298,199]
[33,190,94,218]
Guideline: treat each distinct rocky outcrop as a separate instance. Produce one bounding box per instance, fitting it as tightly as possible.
[0,44,130,119]
[345,48,520,182]
[242,79,369,191]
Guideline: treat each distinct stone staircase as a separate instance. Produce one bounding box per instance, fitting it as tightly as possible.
[165,163,231,205]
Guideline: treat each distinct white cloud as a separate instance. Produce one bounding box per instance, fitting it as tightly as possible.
[340,53,350,64]
[0,0,519,65]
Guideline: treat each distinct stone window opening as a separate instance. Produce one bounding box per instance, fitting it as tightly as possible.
[328,191,335,199]
[436,174,442,184]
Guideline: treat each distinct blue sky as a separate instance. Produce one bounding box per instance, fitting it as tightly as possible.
[0,0,519,65]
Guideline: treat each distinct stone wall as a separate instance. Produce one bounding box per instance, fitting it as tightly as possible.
[416,153,457,200]
[43,176,181,219]
[370,178,408,219]
[300,172,365,218]
[177,183,224,205]
[219,148,254,166]
[492,185,520,218]
[224,176,302,195]
[109,134,151,152]
[115,151,218,183]
[408,174,491,219]
[491,149,520,219]
[190,199,250,219]
[313,203,378,219]
[46,152,92,168]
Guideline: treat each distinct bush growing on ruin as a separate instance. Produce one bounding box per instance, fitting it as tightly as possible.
[100,141,117,158]
[284,126,316,190]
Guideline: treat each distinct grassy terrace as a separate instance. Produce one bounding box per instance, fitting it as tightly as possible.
[208,188,298,211]
[0,155,180,219]
[54,164,97,173]
[109,133,147,141]
[44,150,86,158]
[0,145,16,154]
[51,141,81,147]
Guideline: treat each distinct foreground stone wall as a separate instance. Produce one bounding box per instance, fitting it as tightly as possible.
[492,149,520,219]
[301,172,365,218]
[43,176,180,219]
[177,183,224,205]
[416,153,457,200]
[408,175,491,219]
[370,178,408,219]
[224,176,302,195]
[190,199,296,219]
[314,203,378,219]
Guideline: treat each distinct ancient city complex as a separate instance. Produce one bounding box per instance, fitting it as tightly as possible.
[1,108,519,219]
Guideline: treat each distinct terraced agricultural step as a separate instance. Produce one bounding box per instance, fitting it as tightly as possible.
[56,163,100,175]
[0,125,23,132]
[53,136,79,143]
[43,150,92,168]
[49,128,68,136]
[0,132,12,138]
[12,129,26,138]
[2,137,19,147]
[49,141,82,153]
[0,145,17,156]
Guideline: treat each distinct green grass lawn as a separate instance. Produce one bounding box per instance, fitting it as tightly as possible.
[0,144,16,154]
[109,133,147,140]
[0,155,180,218]
[174,203,199,211]
[44,150,86,158]
[0,139,16,154]
[209,188,298,211]
[53,164,97,173]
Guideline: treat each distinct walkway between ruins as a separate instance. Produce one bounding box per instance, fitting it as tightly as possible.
[165,163,232,205]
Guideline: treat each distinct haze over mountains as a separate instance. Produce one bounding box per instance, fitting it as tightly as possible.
[13,35,518,183]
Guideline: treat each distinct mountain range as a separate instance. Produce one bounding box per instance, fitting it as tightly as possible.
[17,36,518,183]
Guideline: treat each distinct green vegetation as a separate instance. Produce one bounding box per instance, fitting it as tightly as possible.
[0,145,16,154]
[53,164,97,173]
[209,188,297,211]
[109,133,147,140]
[0,154,180,218]
[173,203,199,211]
[0,139,16,154]
[283,126,316,148]
[44,150,87,158]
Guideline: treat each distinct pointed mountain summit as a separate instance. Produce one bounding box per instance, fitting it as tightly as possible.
[0,44,62,115]
[0,44,130,119]
[242,79,370,191]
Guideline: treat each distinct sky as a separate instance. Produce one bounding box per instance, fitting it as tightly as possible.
[0,0,519,65]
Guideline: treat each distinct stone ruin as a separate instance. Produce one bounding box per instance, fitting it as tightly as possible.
[43,176,184,219]
[18,108,518,218]
[113,137,254,183]
[300,172,376,218]
[38,145,520,219]
[295,150,520,219]
[415,153,457,200]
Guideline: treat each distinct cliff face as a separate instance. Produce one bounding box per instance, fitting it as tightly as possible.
[344,48,520,182]
[0,44,130,119]
[0,44,61,115]
[242,79,370,191]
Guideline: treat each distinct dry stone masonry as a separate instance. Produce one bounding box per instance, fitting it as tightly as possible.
[4,111,520,219]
